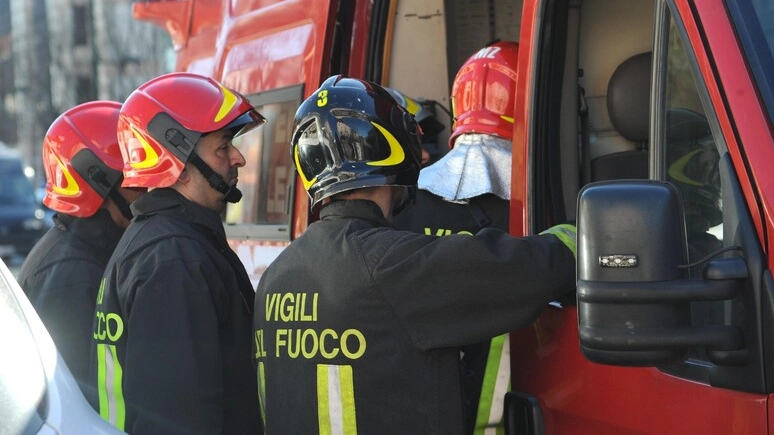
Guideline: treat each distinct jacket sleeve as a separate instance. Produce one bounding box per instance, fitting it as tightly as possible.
[119,249,226,435]
[22,260,103,385]
[367,228,576,350]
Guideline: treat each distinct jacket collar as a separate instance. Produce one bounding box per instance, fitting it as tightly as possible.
[130,188,226,239]
[319,199,390,227]
[54,209,125,252]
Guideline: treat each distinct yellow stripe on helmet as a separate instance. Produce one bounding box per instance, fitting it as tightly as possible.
[129,126,160,169]
[668,149,704,186]
[367,122,406,167]
[51,154,81,196]
[215,84,239,123]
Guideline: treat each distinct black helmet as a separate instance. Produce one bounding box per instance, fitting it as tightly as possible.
[384,87,446,146]
[291,75,422,205]
[668,146,721,230]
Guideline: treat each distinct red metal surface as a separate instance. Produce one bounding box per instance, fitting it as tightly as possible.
[509,0,536,238]
[510,307,768,434]
[132,0,194,49]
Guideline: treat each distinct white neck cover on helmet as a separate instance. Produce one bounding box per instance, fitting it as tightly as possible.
[418,133,512,203]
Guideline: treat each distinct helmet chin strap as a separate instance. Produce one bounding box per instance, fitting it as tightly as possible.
[189,153,243,203]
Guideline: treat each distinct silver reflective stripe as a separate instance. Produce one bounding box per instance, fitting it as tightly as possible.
[317,364,357,435]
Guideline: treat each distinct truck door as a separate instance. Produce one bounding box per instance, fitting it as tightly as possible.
[508,0,773,433]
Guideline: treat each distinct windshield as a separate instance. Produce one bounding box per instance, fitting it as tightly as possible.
[727,0,774,129]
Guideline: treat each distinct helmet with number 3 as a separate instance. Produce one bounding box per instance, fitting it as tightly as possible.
[291,75,422,206]
[42,101,124,217]
[450,41,520,146]
[117,72,265,192]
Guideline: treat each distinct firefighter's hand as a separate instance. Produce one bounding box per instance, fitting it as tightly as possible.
[540,224,577,259]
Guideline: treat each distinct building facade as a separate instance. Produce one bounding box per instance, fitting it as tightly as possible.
[2,0,171,181]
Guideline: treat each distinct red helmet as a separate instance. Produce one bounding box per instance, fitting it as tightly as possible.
[449,41,520,146]
[117,72,265,188]
[42,101,124,217]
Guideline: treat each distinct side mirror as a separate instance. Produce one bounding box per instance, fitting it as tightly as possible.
[577,180,745,366]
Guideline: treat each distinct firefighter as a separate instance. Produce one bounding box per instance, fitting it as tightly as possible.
[18,101,144,394]
[87,72,266,434]
[385,86,448,166]
[392,40,519,434]
[253,75,576,434]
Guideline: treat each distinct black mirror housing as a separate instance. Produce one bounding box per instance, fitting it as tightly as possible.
[577,180,692,365]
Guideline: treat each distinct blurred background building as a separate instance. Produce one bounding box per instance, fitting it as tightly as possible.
[0,0,172,183]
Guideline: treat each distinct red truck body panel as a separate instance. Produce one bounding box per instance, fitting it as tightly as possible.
[510,308,768,433]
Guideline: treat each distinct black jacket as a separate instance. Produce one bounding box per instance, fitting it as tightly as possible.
[392,190,510,236]
[254,199,575,434]
[89,188,260,434]
[393,189,511,434]
[18,210,124,392]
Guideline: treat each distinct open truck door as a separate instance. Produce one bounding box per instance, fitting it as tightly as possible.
[507,0,773,433]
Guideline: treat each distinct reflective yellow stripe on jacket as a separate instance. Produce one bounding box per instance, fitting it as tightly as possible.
[96,342,126,430]
[474,333,511,435]
[317,364,357,435]
[258,361,267,426]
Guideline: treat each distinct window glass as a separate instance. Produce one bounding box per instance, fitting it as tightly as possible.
[662,16,722,264]
[73,5,88,46]
[659,10,726,368]
[0,159,36,206]
[225,92,298,226]
[728,0,774,127]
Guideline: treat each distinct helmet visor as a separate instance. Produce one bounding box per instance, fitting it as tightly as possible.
[294,118,331,183]
[332,110,403,164]
[226,110,267,139]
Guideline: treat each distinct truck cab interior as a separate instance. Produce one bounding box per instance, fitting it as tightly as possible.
[383,0,659,225]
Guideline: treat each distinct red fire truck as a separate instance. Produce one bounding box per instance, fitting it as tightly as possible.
[134,0,774,432]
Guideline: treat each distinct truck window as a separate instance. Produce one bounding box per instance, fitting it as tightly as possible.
[655,3,744,381]
[225,85,303,239]
[661,15,723,265]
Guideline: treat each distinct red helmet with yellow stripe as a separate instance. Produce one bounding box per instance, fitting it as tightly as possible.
[449,41,520,147]
[42,101,124,217]
[117,72,265,190]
